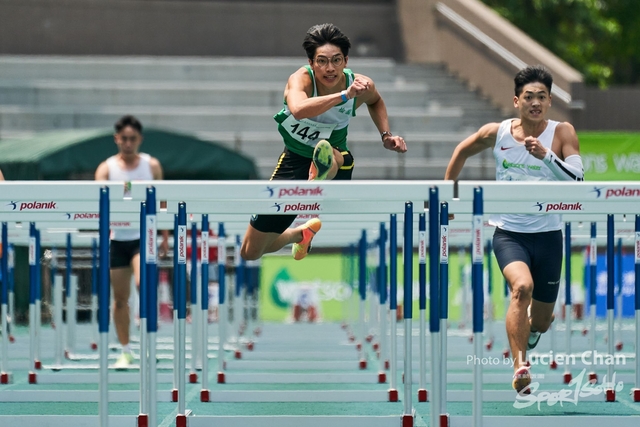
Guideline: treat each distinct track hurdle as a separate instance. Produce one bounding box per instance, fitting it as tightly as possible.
[1,183,456,422]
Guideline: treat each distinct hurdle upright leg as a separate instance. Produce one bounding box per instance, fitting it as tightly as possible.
[200,214,210,402]
[176,202,189,427]
[217,223,227,383]
[588,223,598,383]
[402,202,414,427]
[358,230,367,370]
[1,223,11,384]
[605,215,615,401]
[633,214,640,402]
[563,223,573,384]
[388,214,398,402]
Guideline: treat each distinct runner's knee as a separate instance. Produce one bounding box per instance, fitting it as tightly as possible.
[510,281,533,303]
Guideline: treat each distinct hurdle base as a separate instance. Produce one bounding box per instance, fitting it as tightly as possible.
[200,389,210,402]
[550,360,558,370]
[563,372,573,384]
[502,349,510,359]
[615,341,623,351]
[137,414,148,427]
[176,414,187,427]
[359,359,367,370]
[189,372,198,383]
[34,360,42,370]
[384,360,389,370]
[0,372,12,384]
[9,335,15,343]
[402,414,413,427]
[440,414,450,427]
[372,342,379,351]
[90,342,98,351]
[365,334,373,343]
[234,350,242,359]
[378,372,386,383]
[348,335,355,343]
[217,372,226,384]
[356,343,361,351]
[388,389,398,402]
[485,340,493,351]
[588,372,598,384]
[28,372,37,384]
[418,389,428,402]
[632,389,640,402]
[605,389,615,402]
[246,341,254,351]
[171,389,178,402]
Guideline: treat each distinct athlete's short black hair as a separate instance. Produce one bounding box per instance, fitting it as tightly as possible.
[302,23,351,60]
[114,115,143,134]
[514,65,553,96]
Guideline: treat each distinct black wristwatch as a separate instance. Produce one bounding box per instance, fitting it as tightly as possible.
[381,131,392,141]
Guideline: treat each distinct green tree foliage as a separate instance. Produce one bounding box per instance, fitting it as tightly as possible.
[480,0,639,87]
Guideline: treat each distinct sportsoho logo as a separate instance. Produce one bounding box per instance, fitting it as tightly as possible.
[6,201,57,211]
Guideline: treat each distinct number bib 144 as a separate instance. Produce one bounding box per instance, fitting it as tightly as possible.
[281,114,336,146]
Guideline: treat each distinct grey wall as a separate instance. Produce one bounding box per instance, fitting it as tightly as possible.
[574,87,640,131]
[0,0,403,59]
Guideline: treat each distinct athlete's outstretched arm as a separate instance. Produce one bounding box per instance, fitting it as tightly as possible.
[445,123,499,181]
[358,76,407,153]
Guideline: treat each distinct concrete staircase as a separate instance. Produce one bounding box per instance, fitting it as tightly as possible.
[0,55,505,179]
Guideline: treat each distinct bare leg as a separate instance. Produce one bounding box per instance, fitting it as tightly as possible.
[530,299,555,332]
[502,261,533,371]
[241,225,305,261]
[111,267,133,346]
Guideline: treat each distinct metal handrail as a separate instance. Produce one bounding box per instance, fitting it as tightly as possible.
[435,2,572,104]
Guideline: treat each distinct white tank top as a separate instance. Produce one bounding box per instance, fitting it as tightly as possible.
[489,119,562,233]
[107,153,153,241]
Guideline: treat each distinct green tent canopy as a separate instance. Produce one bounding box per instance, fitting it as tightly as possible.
[0,128,258,180]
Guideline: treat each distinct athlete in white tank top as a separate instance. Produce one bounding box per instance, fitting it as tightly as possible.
[443,65,584,394]
[490,119,562,233]
[106,153,154,241]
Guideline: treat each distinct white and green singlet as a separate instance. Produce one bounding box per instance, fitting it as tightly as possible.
[274,65,357,158]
